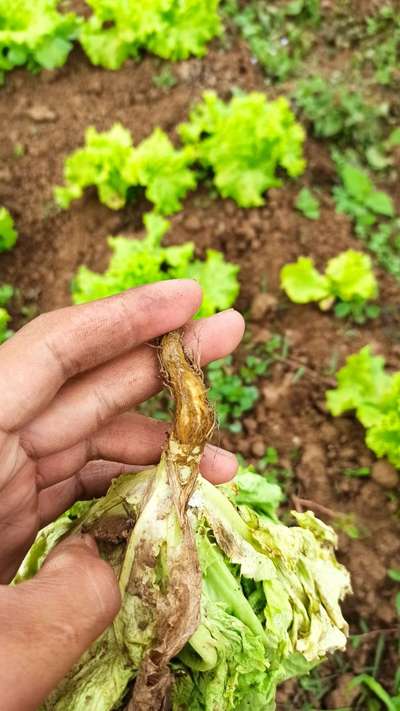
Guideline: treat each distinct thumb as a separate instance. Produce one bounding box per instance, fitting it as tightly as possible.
[0,535,121,711]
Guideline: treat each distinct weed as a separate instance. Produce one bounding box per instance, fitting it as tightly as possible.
[223,0,320,82]
[294,75,387,152]
[152,66,177,89]
[295,187,320,220]
[207,355,259,433]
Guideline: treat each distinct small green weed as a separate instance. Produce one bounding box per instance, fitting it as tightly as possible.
[207,355,259,433]
[333,154,400,280]
[294,75,387,153]
[152,66,177,89]
[223,0,320,82]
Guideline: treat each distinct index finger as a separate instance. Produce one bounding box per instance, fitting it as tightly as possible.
[0,280,202,431]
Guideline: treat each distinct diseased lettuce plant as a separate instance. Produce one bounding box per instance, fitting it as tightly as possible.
[178,91,306,207]
[0,206,18,251]
[79,0,222,69]
[0,0,80,82]
[0,283,14,344]
[280,249,380,323]
[54,123,197,214]
[16,331,351,711]
[72,213,239,318]
[327,346,400,469]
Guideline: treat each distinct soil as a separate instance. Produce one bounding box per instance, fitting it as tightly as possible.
[1,4,400,709]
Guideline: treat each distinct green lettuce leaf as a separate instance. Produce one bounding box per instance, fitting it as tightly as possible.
[280,257,330,303]
[0,206,18,251]
[326,346,391,423]
[18,456,349,711]
[0,0,79,76]
[325,249,378,302]
[178,91,306,207]
[79,0,221,68]
[72,213,239,319]
[55,123,197,214]
[181,250,240,317]
[0,306,12,344]
[135,128,197,214]
[54,124,137,210]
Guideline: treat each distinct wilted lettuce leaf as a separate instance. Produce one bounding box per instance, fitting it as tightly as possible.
[54,123,197,214]
[71,213,239,319]
[19,463,349,711]
[80,0,221,68]
[178,91,306,207]
[280,256,330,303]
[0,207,18,252]
[0,0,79,78]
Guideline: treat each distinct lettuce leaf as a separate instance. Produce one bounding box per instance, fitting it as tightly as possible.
[80,0,221,69]
[0,206,18,251]
[280,257,330,303]
[0,0,79,77]
[325,249,378,302]
[326,348,400,468]
[280,250,379,319]
[178,91,306,207]
[54,123,197,214]
[71,213,239,319]
[326,346,390,422]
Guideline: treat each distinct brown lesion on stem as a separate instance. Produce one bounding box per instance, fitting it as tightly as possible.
[159,331,215,451]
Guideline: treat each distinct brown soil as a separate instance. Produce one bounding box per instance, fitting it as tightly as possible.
[1,6,400,709]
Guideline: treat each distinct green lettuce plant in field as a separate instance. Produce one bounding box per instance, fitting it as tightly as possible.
[16,330,350,711]
[54,123,197,214]
[178,91,306,207]
[0,0,80,81]
[72,213,239,318]
[79,0,221,69]
[0,283,14,344]
[327,346,400,468]
[280,250,380,323]
[0,207,18,252]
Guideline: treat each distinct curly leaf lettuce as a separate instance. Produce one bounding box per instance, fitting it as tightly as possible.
[54,124,137,210]
[280,250,379,321]
[72,213,239,319]
[178,91,306,207]
[325,250,378,302]
[280,256,330,304]
[0,0,79,78]
[54,123,197,214]
[80,0,221,69]
[326,347,400,468]
[135,128,197,214]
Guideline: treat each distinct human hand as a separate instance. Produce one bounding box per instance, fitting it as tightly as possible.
[0,280,244,711]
